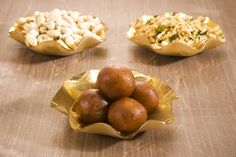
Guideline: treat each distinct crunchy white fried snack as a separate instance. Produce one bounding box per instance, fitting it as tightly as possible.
[9,9,107,56]
[127,12,225,56]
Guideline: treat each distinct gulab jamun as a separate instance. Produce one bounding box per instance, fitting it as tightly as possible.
[131,82,159,114]
[108,97,147,132]
[97,65,135,100]
[73,89,109,125]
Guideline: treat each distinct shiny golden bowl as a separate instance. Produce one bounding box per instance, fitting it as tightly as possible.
[127,13,225,56]
[51,69,176,139]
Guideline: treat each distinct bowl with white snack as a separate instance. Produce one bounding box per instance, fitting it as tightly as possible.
[8,9,108,56]
[127,12,225,56]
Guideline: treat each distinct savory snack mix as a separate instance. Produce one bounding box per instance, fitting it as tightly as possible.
[9,9,107,55]
[127,12,225,56]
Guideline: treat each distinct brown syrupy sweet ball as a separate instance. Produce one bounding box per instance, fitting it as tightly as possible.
[131,82,159,114]
[108,97,147,132]
[97,65,135,100]
[73,89,109,125]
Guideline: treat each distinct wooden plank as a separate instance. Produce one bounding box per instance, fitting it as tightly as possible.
[0,0,235,156]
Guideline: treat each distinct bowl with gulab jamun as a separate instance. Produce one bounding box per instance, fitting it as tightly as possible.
[51,65,176,139]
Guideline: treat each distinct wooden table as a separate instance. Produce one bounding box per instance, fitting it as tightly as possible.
[0,0,235,156]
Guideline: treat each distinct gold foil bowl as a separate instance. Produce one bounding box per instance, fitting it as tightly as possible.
[127,15,225,56]
[8,18,107,56]
[51,69,176,139]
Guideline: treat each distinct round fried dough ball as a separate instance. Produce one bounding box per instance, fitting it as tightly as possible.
[131,82,159,114]
[108,97,147,132]
[73,89,109,125]
[97,65,135,100]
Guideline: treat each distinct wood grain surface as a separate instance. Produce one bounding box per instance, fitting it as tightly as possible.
[0,0,236,157]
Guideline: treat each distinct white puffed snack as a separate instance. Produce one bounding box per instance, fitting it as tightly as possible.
[65,36,76,49]
[25,34,37,47]
[8,9,108,56]
[37,34,53,43]
[47,30,60,38]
